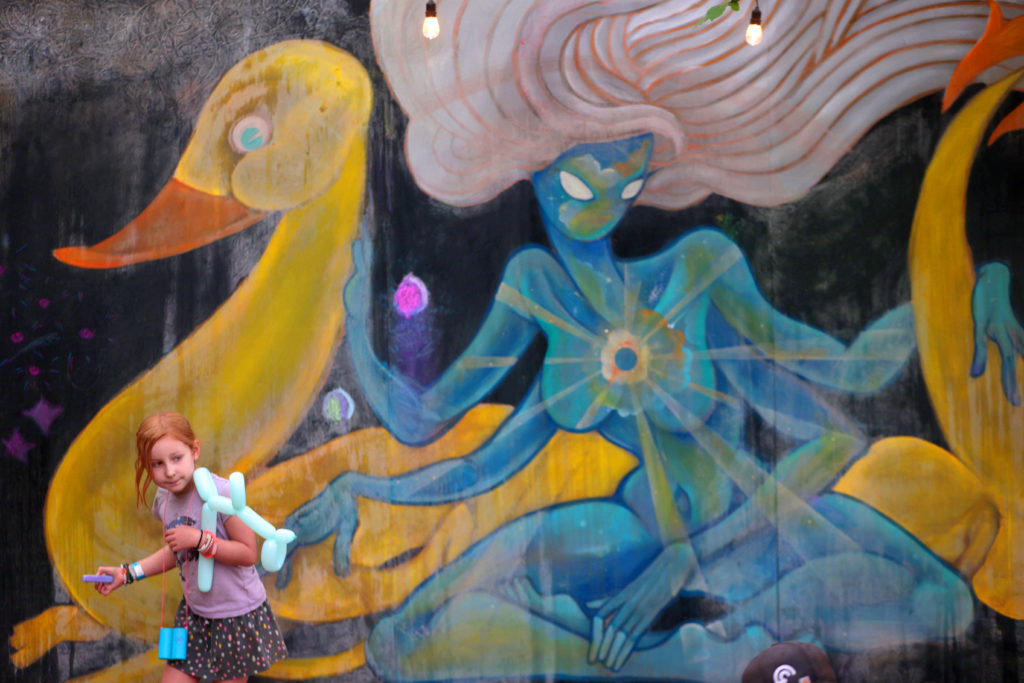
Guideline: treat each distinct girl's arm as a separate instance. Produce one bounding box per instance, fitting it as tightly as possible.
[92,545,177,595]
[163,515,257,566]
[163,518,258,565]
[210,515,258,566]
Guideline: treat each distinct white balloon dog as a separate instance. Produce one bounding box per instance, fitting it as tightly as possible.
[192,467,295,592]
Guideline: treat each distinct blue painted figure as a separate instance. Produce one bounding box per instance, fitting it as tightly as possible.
[279,135,1003,682]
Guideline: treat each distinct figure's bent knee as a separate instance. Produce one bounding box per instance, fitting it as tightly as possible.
[912,574,974,639]
[366,613,414,682]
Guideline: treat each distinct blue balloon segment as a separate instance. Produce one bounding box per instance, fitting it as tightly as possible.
[201,504,218,531]
[193,467,217,501]
[197,545,214,592]
[192,467,295,592]
[208,495,236,515]
[261,539,282,571]
[229,472,246,510]
[198,503,219,592]
[239,506,277,539]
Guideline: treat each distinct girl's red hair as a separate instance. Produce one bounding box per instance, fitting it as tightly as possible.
[135,411,197,506]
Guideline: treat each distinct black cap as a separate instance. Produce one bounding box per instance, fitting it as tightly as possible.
[741,642,837,683]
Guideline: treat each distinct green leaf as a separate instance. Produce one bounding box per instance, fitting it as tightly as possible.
[697,2,740,25]
[698,4,724,25]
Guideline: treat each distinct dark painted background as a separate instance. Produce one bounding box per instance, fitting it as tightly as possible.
[2,1,1023,680]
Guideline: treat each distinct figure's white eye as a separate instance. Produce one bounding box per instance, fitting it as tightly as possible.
[229,112,273,154]
[621,178,644,200]
[559,171,594,201]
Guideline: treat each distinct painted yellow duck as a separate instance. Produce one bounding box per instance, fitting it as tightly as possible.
[12,39,373,680]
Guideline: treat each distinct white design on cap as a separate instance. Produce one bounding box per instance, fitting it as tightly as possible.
[773,664,796,683]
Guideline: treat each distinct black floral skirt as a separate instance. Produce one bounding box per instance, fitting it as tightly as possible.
[168,600,287,679]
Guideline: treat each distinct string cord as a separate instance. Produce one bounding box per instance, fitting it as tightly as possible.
[159,488,195,638]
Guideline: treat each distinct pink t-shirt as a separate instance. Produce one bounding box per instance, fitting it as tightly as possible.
[152,473,267,618]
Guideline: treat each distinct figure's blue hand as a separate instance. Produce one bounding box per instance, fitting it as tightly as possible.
[344,233,446,442]
[276,473,359,588]
[342,231,450,444]
[970,262,1024,406]
[588,542,698,671]
[343,231,374,328]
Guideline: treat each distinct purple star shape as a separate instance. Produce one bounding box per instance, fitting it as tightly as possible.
[23,397,65,435]
[3,429,35,463]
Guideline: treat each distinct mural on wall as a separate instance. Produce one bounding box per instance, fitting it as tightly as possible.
[3,0,1024,681]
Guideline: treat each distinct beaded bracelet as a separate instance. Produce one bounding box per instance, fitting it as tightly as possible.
[200,535,218,559]
[120,563,134,585]
[197,530,216,556]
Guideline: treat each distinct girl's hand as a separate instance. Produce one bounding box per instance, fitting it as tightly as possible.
[93,566,125,595]
[164,525,202,553]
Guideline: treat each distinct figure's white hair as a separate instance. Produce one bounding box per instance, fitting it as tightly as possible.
[371,0,1022,209]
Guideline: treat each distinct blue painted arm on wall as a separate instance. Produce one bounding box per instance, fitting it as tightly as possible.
[657,229,915,394]
[345,235,541,445]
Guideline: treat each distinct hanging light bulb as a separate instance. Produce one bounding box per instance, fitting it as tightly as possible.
[745,3,763,46]
[423,1,440,40]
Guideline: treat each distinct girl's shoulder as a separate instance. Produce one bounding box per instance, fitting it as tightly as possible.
[151,487,167,516]
[194,467,231,495]
[208,471,231,496]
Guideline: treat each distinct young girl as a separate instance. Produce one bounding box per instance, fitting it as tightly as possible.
[93,411,287,683]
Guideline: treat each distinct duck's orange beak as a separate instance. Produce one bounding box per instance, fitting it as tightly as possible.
[53,178,266,269]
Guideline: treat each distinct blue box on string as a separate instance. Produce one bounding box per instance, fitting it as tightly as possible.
[158,627,188,660]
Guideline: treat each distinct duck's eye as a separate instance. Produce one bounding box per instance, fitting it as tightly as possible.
[559,171,594,201]
[621,178,644,200]
[229,113,273,154]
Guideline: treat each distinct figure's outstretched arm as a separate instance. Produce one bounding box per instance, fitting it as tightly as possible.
[970,261,1024,406]
[277,378,558,586]
[343,378,557,505]
[660,229,915,394]
[345,235,542,444]
[684,350,874,589]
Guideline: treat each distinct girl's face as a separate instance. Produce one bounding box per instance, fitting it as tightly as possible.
[149,435,199,494]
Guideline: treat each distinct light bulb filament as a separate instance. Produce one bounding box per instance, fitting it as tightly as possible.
[423,1,440,40]
[746,4,762,46]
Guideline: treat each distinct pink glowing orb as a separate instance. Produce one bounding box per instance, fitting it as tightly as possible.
[394,273,429,318]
